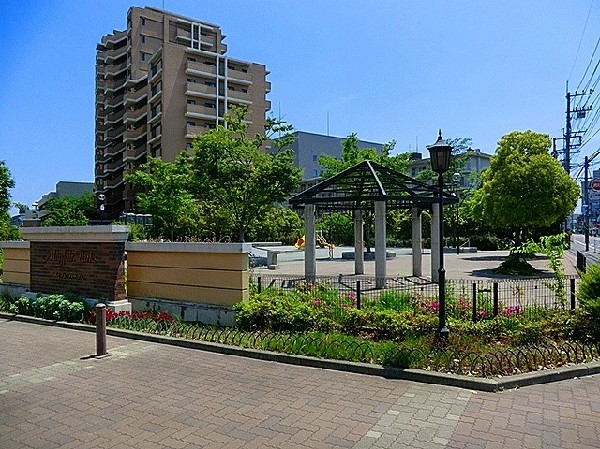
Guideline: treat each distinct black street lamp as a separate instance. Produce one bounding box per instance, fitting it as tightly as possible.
[98,194,106,225]
[427,130,453,343]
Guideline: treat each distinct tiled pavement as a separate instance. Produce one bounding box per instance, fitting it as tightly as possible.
[1,318,599,448]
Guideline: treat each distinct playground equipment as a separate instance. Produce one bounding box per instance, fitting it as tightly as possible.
[294,233,335,258]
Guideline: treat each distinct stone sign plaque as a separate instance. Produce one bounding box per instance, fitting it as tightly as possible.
[23,226,129,301]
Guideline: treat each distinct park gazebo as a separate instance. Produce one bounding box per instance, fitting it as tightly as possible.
[288,159,457,288]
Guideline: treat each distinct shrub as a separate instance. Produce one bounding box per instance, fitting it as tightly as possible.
[577,262,600,340]
[7,293,89,322]
[469,235,499,251]
[234,291,333,332]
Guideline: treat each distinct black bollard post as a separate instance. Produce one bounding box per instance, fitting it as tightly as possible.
[95,303,107,357]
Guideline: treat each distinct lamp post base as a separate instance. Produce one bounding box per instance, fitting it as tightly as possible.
[434,326,450,346]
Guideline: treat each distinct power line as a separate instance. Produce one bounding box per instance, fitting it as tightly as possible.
[571,0,595,83]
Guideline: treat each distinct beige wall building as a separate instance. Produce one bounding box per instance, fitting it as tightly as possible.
[95,7,271,218]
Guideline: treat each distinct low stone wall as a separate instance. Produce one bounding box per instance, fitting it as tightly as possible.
[2,233,251,325]
[0,241,30,287]
[126,242,251,325]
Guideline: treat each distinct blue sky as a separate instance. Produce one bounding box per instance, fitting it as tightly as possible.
[1,1,599,209]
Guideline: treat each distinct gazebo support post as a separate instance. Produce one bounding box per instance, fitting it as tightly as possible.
[411,207,422,277]
[304,204,316,283]
[431,203,440,282]
[375,200,386,288]
[354,209,364,275]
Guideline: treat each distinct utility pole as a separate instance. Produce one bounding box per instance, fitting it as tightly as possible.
[563,82,593,174]
[565,89,572,173]
[585,155,590,251]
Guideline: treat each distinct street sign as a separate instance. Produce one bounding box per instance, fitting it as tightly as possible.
[592,178,600,192]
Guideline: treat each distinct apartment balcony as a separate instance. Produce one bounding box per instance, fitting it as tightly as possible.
[105,94,125,110]
[124,127,146,142]
[125,89,147,106]
[95,149,109,162]
[124,145,148,161]
[104,158,125,174]
[105,174,124,189]
[107,124,126,140]
[186,82,217,98]
[186,105,218,119]
[225,69,251,84]
[96,138,110,149]
[102,32,127,48]
[186,61,217,77]
[226,89,251,103]
[104,140,126,157]
[147,111,161,125]
[124,107,147,123]
[147,131,162,146]
[99,46,127,64]
[186,124,209,138]
[105,62,128,78]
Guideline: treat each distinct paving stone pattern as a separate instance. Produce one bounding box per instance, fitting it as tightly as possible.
[1,318,599,448]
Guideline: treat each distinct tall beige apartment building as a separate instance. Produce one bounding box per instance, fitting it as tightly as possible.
[95,7,271,218]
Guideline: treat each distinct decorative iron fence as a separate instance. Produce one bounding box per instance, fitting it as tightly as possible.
[251,274,580,321]
[105,318,599,377]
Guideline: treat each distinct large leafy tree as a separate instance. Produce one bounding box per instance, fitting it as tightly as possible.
[319,133,409,177]
[0,160,20,241]
[472,130,579,243]
[190,105,302,242]
[318,134,410,250]
[41,193,99,226]
[126,154,200,241]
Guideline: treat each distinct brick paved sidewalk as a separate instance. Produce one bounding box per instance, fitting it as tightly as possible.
[1,318,599,449]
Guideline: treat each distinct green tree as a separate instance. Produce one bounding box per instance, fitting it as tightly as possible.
[318,134,410,251]
[190,105,302,242]
[472,130,579,243]
[0,160,20,241]
[126,154,200,241]
[319,133,409,178]
[41,193,98,226]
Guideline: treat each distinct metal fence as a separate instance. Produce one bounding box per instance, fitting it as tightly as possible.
[251,273,580,321]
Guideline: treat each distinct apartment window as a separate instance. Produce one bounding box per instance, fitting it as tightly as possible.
[204,123,216,129]
[187,78,197,83]
[187,121,196,126]
[141,35,146,44]
[204,81,216,87]
[150,63,158,77]
[151,125,159,138]
[187,57,196,62]
[228,86,235,91]
[313,169,319,177]
[185,142,193,149]
[187,99,196,105]
[204,102,215,109]
[312,155,318,162]
[241,88,248,93]
[140,17,146,26]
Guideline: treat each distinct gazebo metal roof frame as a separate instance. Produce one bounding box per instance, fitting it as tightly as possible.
[288,159,458,212]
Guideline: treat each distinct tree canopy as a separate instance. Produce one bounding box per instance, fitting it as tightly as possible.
[319,133,409,178]
[0,160,20,240]
[126,154,200,240]
[41,193,98,227]
[472,130,579,240]
[190,105,302,242]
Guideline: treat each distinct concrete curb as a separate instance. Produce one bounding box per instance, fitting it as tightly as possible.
[2,312,598,393]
